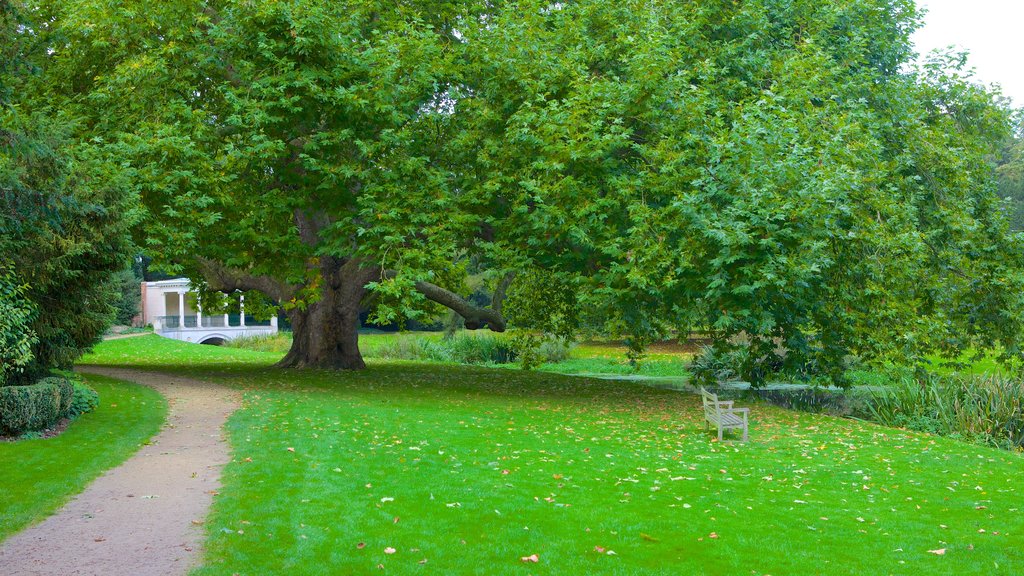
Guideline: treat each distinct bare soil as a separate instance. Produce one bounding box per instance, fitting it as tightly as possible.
[0,368,240,576]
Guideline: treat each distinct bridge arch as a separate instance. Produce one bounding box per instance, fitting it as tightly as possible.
[198,334,230,346]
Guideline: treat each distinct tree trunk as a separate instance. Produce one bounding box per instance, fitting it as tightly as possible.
[277,280,366,369]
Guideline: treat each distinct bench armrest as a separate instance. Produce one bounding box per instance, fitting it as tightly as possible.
[723,407,749,414]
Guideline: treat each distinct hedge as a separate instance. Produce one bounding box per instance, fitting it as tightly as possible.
[0,376,82,436]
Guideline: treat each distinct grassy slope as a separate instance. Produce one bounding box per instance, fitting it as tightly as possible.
[81,336,1024,575]
[0,374,167,542]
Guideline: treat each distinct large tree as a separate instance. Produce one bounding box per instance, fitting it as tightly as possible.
[23,0,1024,381]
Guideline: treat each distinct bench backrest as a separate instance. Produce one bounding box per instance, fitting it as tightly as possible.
[700,387,721,421]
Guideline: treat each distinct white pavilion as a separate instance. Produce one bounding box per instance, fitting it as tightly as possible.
[140,278,278,345]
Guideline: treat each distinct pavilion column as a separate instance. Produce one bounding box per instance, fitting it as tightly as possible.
[177,291,185,328]
[196,299,203,328]
[240,295,246,327]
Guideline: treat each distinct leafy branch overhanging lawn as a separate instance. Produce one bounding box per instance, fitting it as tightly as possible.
[78,336,1024,575]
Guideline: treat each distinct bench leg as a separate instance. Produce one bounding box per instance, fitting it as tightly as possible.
[742,424,748,442]
[717,426,723,442]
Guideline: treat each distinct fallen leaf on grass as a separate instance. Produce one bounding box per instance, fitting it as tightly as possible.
[384,547,396,554]
[520,554,539,563]
[357,542,366,549]
[928,549,946,555]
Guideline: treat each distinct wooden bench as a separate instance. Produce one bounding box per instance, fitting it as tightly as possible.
[700,387,749,442]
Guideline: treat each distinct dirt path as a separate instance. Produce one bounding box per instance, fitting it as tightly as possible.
[0,368,240,576]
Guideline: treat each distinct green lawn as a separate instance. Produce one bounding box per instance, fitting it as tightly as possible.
[0,374,167,542]
[76,335,1024,574]
[221,329,1012,384]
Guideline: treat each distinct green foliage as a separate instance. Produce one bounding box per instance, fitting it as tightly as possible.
[371,332,517,365]
[0,379,63,435]
[0,369,95,436]
[689,345,752,387]
[1,106,136,381]
[457,1,1024,384]
[109,265,142,326]
[505,270,581,340]
[997,121,1024,230]
[689,340,868,387]
[67,381,100,419]
[868,374,1024,450]
[2,2,137,380]
[0,268,37,385]
[52,376,74,417]
[363,330,572,368]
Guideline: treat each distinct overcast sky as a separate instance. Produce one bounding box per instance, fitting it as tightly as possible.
[913,0,1024,107]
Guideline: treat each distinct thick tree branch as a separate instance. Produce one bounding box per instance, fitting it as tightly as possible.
[196,257,296,302]
[413,280,507,331]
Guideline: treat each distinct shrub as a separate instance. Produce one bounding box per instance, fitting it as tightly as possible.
[0,380,61,435]
[0,376,95,436]
[67,382,100,419]
[0,269,38,385]
[537,338,573,363]
[441,332,517,364]
[689,345,750,386]
[49,377,75,417]
[368,335,436,361]
[367,331,571,368]
[689,342,863,387]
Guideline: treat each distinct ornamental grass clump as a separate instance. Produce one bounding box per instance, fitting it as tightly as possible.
[868,374,1024,451]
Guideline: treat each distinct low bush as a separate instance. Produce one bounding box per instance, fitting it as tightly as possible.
[442,332,517,364]
[689,343,865,387]
[366,334,436,361]
[368,331,571,369]
[67,382,100,419]
[868,374,1024,451]
[0,380,61,435]
[52,377,74,417]
[688,345,751,385]
[0,376,98,436]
